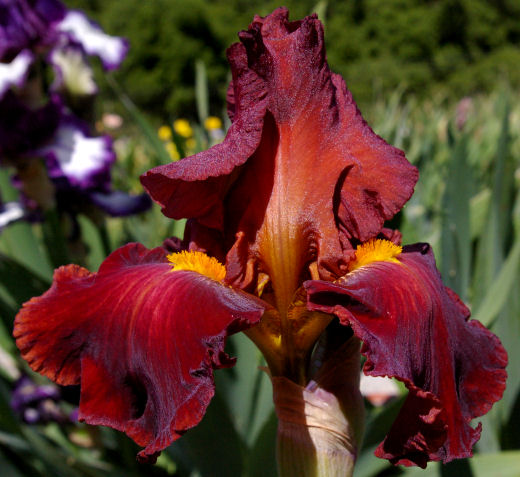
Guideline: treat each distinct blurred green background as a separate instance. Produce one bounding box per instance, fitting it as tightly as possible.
[67,0,520,117]
[1,1,519,476]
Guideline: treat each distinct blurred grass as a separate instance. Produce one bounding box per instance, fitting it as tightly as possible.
[1,84,519,477]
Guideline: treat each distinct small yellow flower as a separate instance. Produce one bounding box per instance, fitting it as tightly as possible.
[204,116,223,131]
[173,119,193,138]
[165,141,180,161]
[186,138,196,151]
[158,125,172,141]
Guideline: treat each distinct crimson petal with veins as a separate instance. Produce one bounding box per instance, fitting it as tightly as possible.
[14,243,266,462]
[305,243,507,467]
[141,8,418,293]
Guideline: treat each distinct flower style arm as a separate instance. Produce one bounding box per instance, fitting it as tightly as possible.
[14,243,266,462]
[305,243,508,467]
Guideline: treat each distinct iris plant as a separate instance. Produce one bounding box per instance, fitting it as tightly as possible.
[0,0,148,223]
[14,9,507,476]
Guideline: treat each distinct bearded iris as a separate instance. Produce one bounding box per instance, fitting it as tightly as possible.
[14,8,507,475]
[0,0,150,223]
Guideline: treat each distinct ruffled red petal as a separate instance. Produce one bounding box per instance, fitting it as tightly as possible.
[305,243,507,467]
[14,243,265,461]
[141,8,418,289]
[140,40,268,230]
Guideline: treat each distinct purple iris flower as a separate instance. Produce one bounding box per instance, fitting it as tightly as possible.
[10,375,65,424]
[34,115,152,216]
[38,115,115,190]
[0,49,33,99]
[1,0,128,98]
[0,0,65,62]
[0,199,26,230]
[0,91,61,162]
[0,0,147,220]
[57,10,129,71]
[0,0,128,69]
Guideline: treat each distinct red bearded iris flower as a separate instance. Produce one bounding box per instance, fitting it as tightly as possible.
[14,7,507,470]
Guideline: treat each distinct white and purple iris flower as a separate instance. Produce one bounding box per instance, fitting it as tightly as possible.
[57,9,129,72]
[38,116,116,190]
[0,0,65,63]
[37,116,151,217]
[0,0,150,222]
[0,49,33,98]
[0,0,128,100]
[0,199,26,231]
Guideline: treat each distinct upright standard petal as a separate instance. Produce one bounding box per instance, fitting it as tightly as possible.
[0,0,65,62]
[142,8,418,303]
[14,243,266,461]
[57,10,129,70]
[49,44,98,96]
[305,243,507,467]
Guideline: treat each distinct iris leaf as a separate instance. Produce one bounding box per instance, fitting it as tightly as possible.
[168,391,243,477]
[472,238,520,328]
[353,444,390,477]
[77,215,106,271]
[0,253,50,307]
[247,411,277,477]
[0,221,52,281]
[105,74,173,166]
[195,59,209,125]
[440,131,472,300]
[215,333,273,446]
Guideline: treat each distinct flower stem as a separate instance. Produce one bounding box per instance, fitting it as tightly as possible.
[272,337,365,477]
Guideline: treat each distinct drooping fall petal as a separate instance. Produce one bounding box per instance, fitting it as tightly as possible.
[142,8,418,296]
[14,243,266,461]
[0,91,61,161]
[305,243,507,467]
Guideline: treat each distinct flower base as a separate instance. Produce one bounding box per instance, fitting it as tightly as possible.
[272,337,364,477]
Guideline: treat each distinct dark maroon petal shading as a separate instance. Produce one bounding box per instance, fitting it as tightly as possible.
[305,244,507,467]
[14,243,265,461]
[141,8,417,289]
[141,39,268,230]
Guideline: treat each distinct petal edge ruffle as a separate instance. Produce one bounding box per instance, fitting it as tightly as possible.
[14,243,266,461]
[305,244,507,467]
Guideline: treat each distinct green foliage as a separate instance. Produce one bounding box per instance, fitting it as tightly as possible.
[65,0,520,117]
[326,0,520,105]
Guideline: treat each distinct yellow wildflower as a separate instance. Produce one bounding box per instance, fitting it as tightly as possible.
[173,119,193,138]
[204,116,223,131]
[158,125,172,141]
[165,141,180,161]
